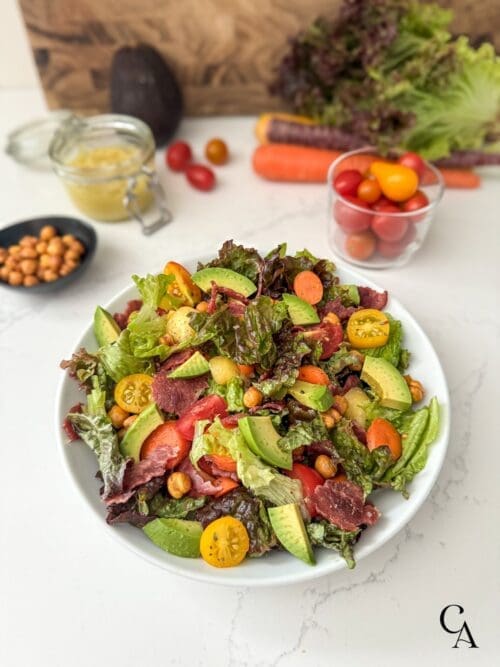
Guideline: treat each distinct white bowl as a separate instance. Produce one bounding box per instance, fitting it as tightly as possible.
[55,258,450,587]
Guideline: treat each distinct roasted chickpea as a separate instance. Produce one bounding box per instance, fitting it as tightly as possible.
[5,256,19,270]
[37,266,46,280]
[39,254,52,269]
[8,244,21,256]
[42,269,59,282]
[314,454,337,479]
[35,241,48,255]
[196,301,208,313]
[40,225,57,241]
[20,259,38,276]
[62,234,76,246]
[0,248,7,264]
[63,259,78,272]
[47,238,65,256]
[64,249,80,263]
[19,235,37,247]
[107,404,129,429]
[167,472,192,499]
[243,387,263,408]
[0,266,9,281]
[8,271,23,286]
[20,246,38,259]
[23,275,39,287]
[48,255,63,272]
[70,239,85,255]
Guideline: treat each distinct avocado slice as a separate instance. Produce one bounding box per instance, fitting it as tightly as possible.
[94,306,121,347]
[143,518,202,558]
[344,387,371,427]
[167,351,209,379]
[288,380,333,412]
[239,416,292,470]
[120,403,164,462]
[361,356,411,410]
[268,504,315,565]
[282,294,320,326]
[191,267,257,297]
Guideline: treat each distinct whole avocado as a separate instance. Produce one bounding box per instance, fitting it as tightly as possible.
[110,44,183,146]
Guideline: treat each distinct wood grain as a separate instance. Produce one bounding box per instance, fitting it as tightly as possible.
[18,0,500,117]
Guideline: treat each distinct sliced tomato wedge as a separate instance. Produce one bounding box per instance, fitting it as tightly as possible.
[303,322,344,360]
[140,421,189,467]
[176,395,228,441]
[286,462,324,517]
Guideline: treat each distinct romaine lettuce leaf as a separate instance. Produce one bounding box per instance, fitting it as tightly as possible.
[307,521,360,569]
[132,273,178,308]
[362,315,409,371]
[126,304,169,360]
[98,329,154,382]
[66,412,129,499]
[209,377,245,412]
[86,375,107,417]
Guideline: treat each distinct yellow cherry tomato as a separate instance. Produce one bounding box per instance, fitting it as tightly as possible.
[370,161,418,202]
[162,261,201,308]
[347,309,390,348]
[200,517,250,568]
[114,373,153,414]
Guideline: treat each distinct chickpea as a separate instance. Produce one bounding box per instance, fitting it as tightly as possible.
[8,244,21,256]
[62,234,76,246]
[64,249,80,263]
[0,248,7,264]
[70,240,85,255]
[36,266,46,281]
[243,387,263,409]
[123,415,137,429]
[196,301,208,313]
[107,404,129,429]
[167,472,192,499]
[314,454,337,479]
[20,259,38,276]
[5,256,19,270]
[20,246,38,259]
[64,259,79,272]
[0,266,9,281]
[47,255,63,272]
[43,270,59,282]
[35,240,48,255]
[39,254,52,269]
[47,237,65,256]
[19,235,37,247]
[332,395,348,415]
[23,275,39,287]
[40,225,57,241]
[8,271,23,286]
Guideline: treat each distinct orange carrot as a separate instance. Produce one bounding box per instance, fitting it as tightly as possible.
[252,144,341,182]
[293,270,324,305]
[366,418,402,460]
[438,168,481,189]
[213,478,239,498]
[207,454,237,473]
[237,364,254,378]
[297,365,330,386]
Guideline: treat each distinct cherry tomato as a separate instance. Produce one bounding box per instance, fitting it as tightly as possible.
[398,152,426,180]
[286,463,324,517]
[377,223,417,258]
[333,196,372,233]
[200,516,249,568]
[205,138,229,165]
[114,374,153,414]
[347,309,390,349]
[372,196,393,211]
[186,164,216,191]
[345,230,376,261]
[176,395,228,440]
[401,190,429,223]
[166,141,192,172]
[367,418,402,459]
[302,322,344,360]
[371,203,408,242]
[140,421,189,466]
[333,170,363,197]
[357,178,382,204]
[163,261,201,307]
[370,162,419,202]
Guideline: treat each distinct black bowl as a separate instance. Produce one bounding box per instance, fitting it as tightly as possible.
[0,216,97,293]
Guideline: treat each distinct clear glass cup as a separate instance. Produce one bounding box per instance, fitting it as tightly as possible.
[49,114,171,235]
[328,148,444,268]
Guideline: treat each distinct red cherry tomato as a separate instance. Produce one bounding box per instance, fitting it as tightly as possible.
[371,203,408,242]
[333,170,363,197]
[286,463,324,517]
[186,164,216,191]
[345,230,376,261]
[372,196,393,210]
[398,152,426,180]
[333,196,372,233]
[377,223,417,258]
[357,178,382,204]
[401,190,429,223]
[176,395,228,440]
[166,141,192,172]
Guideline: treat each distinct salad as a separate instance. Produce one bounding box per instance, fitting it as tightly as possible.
[61,241,440,569]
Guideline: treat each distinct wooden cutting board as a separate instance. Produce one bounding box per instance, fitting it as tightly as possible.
[19,0,500,117]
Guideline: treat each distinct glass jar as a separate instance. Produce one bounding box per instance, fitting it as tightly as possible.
[49,114,171,234]
[328,148,444,269]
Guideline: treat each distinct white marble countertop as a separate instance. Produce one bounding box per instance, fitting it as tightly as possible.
[0,88,498,667]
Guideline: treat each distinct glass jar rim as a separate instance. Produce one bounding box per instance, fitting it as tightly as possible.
[49,113,155,183]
